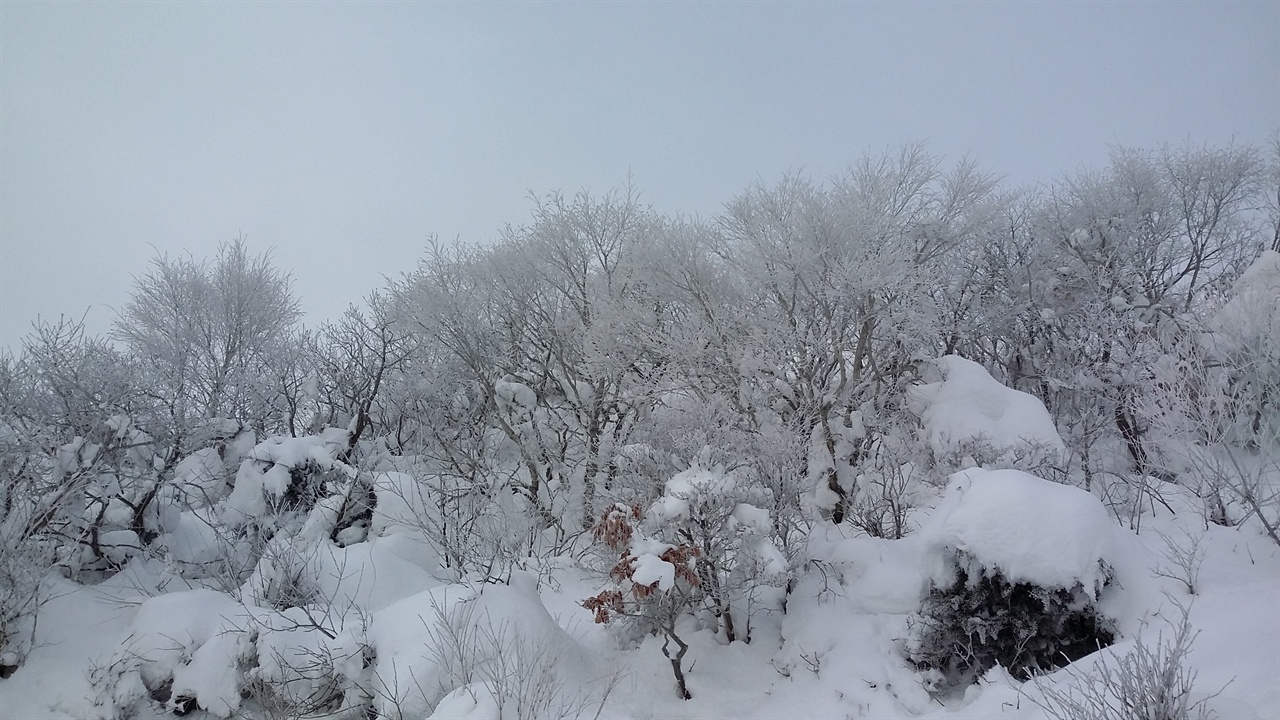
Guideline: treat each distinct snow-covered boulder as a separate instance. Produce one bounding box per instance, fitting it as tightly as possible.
[908,355,1064,469]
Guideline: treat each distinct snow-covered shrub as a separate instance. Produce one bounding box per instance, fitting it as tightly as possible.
[583,461,788,700]
[369,579,604,720]
[0,534,49,677]
[850,458,917,539]
[584,502,702,700]
[372,468,532,584]
[1145,251,1280,543]
[19,416,178,581]
[907,469,1119,691]
[222,430,353,525]
[92,585,371,720]
[91,589,255,718]
[1152,529,1207,596]
[214,431,354,579]
[907,552,1116,691]
[843,420,926,538]
[644,461,789,642]
[1207,250,1280,449]
[419,585,614,720]
[907,355,1066,477]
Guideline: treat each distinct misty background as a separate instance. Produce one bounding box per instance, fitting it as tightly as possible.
[2,1,1277,350]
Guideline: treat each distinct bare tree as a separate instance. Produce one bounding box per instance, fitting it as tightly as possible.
[314,291,413,462]
[114,236,302,453]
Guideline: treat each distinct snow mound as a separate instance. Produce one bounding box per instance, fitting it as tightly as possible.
[367,574,596,719]
[924,468,1116,594]
[908,355,1064,465]
[120,590,254,717]
[647,465,735,524]
[427,684,501,720]
[170,447,227,508]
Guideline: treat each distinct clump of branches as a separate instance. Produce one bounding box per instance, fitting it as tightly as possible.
[1031,597,1221,720]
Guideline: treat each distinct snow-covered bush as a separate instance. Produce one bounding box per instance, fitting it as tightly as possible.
[90,588,370,720]
[843,418,926,538]
[0,533,49,677]
[365,578,606,720]
[584,502,702,699]
[222,429,353,527]
[9,416,175,582]
[372,468,534,584]
[907,355,1066,478]
[141,430,359,595]
[583,460,789,699]
[907,469,1119,691]
[645,461,789,642]
[908,553,1117,691]
[415,584,615,720]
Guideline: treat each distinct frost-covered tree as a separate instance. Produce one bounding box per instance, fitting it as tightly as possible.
[396,188,675,544]
[0,318,158,613]
[1147,250,1280,541]
[584,502,702,700]
[313,291,412,461]
[711,148,999,523]
[950,144,1266,492]
[114,237,302,453]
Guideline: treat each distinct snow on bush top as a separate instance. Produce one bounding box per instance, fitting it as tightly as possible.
[924,468,1116,595]
[247,427,350,469]
[646,465,735,525]
[220,429,353,523]
[908,355,1064,463]
[642,464,787,582]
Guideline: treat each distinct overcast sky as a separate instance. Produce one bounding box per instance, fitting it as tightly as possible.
[2,1,1277,351]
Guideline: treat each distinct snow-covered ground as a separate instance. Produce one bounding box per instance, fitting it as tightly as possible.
[2,481,1275,720]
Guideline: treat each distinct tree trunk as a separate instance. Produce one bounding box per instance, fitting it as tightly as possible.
[662,628,692,700]
[1114,400,1148,476]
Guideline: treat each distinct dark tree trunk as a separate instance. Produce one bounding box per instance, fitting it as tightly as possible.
[662,628,692,700]
[1114,401,1148,476]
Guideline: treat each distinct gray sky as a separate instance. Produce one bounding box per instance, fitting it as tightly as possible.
[2,1,1277,351]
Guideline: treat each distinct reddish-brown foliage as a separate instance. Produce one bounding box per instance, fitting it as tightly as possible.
[662,545,701,586]
[594,503,643,549]
[587,505,704,625]
[582,590,625,624]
